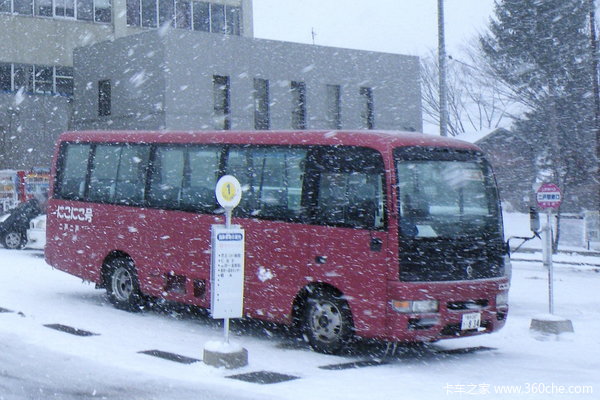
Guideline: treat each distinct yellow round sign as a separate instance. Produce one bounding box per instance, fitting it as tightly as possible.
[215,175,242,209]
[220,182,237,202]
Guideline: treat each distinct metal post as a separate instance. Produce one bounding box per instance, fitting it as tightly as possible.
[543,210,555,314]
[224,317,230,344]
[437,0,449,137]
[224,205,232,343]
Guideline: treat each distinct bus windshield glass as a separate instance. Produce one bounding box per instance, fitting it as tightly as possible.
[396,151,500,240]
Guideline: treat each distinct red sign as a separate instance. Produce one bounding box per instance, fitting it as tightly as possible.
[536,183,562,209]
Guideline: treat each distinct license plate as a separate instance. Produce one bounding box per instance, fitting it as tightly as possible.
[461,313,481,330]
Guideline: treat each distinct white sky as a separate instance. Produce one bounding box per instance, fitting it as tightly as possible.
[253,0,496,57]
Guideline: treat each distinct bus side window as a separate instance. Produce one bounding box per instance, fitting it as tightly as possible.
[180,146,222,212]
[89,145,121,203]
[148,147,185,209]
[56,143,91,200]
[225,147,307,221]
[114,145,149,205]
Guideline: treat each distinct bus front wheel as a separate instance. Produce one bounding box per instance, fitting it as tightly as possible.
[303,290,354,354]
[105,258,144,312]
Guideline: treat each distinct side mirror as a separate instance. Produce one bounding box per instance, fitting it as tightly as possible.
[529,207,540,233]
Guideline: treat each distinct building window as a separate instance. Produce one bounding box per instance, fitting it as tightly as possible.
[98,79,111,117]
[326,84,341,129]
[126,0,139,25]
[291,81,306,130]
[191,0,208,31]
[14,0,33,14]
[175,0,190,29]
[35,0,52,16]
[13,64,33,92]
[55,66,74,96]
[225,4,240,35]
[141,0,156,27]
[4,0,110,21]
[0,63,73,96]
[213,75,230,130]
[54,0,75,17]
[0,63,11,92]
[158,0,173,26]
[125,0,241,35]
[76,0,93,20]
[360,86,374,129]
[254,78,270,130]
[33,65,53,94]
[94,0,110,22]
[0,0,11,12]
[209,2,224,33]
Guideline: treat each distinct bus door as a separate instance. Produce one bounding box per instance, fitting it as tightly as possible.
[304,146,391,335]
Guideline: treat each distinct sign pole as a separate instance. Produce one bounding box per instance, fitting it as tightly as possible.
[223,205,232,344]
[544,209,554,314]
[530,183,573,337]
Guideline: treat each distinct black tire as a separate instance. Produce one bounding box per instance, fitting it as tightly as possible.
[2,231,25,250]
[104,258,145,312]
[302,289,354,354]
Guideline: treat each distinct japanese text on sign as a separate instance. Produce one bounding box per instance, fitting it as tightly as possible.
[210,226,245,319]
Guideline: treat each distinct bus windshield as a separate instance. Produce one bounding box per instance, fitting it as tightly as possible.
[396,150,501,240]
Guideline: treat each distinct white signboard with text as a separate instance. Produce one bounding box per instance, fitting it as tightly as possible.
[210,225,245,319]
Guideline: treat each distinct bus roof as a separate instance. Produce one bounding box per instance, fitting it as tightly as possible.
[57,130,481,152]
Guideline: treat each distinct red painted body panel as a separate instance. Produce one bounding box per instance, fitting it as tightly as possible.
[45,130,508,343]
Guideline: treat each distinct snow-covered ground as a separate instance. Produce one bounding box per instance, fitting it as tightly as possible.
[0,213,599,399]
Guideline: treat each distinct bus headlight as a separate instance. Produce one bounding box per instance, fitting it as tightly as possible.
[496,292,509,307]
[391,299,439,313]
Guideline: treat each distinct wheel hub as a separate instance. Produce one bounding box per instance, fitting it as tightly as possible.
[112,267,133,301]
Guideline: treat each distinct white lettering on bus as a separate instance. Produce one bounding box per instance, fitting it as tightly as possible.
[56,206,93,223]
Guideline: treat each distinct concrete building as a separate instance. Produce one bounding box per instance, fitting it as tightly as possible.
[72,30,422,132]
[0,0,253,168]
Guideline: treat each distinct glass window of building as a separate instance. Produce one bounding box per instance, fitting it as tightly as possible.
[175,0,190,29]
[14,0,33,14]
[34,65,53,94]
[76,0,93,20]
[94,0,110,22]
[326,84,342,129]
[158,0,173,26]
[13,64,33,92]
[126,0,140,25]
[291,81,307,130]
[141,0,157,27]
[254,78,270,130]
[55,67,74,96]
[213,75,230,130]
[192,0,209,31]
[225,5,240,35]
[98,79,111,116]
[210,2,225,33]
[54,0,75,17]
[0,0,11,13]
[35,0,52,16]
[360,86,374,129]
[0,63,11,92]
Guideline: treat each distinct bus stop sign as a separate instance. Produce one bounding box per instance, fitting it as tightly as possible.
[536,183,562,210]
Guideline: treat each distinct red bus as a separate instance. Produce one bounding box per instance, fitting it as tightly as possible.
[46,130,510,354]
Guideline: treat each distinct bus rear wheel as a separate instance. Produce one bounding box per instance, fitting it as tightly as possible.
[302,290,354,354]
[105,258,144,312]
